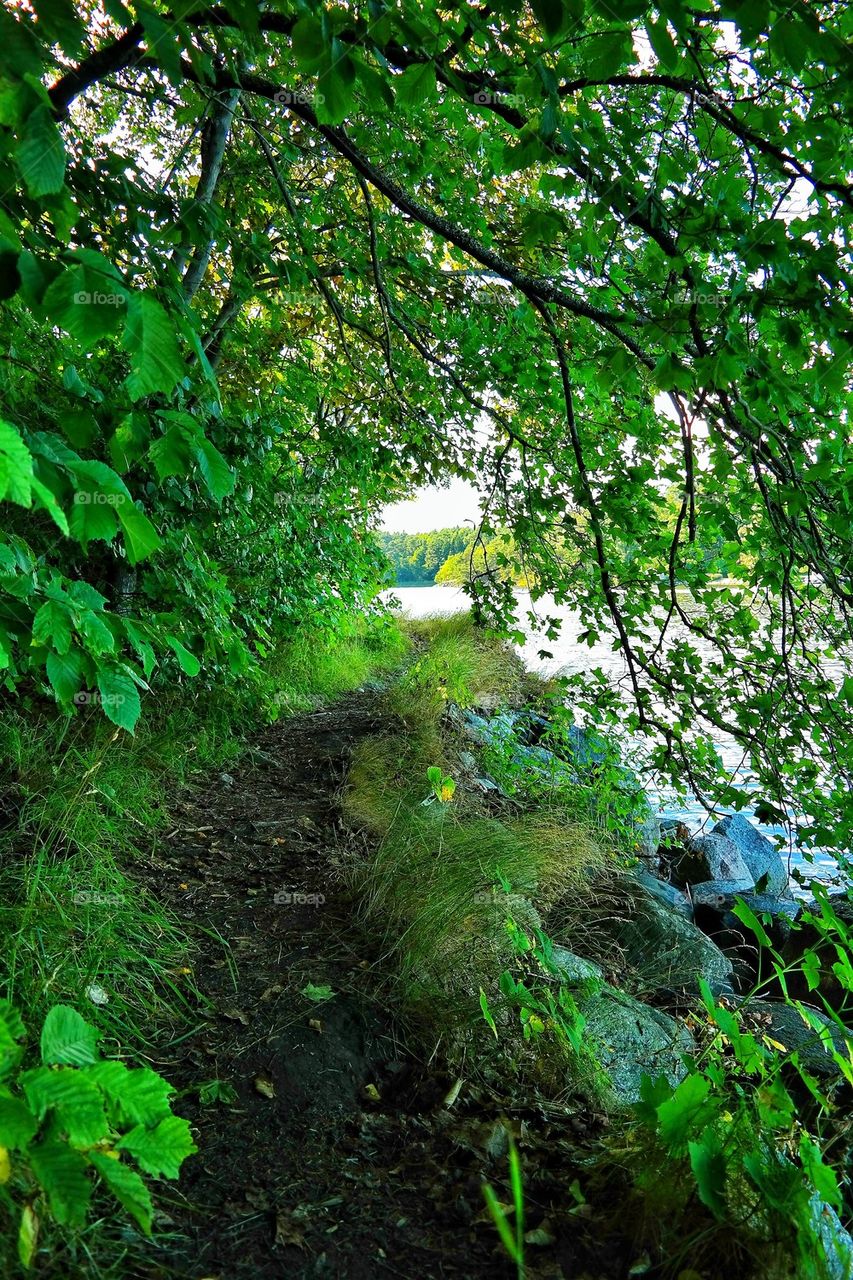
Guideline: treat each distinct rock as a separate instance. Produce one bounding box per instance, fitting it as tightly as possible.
[630,869,692,919]
[713,814,789,895]
[691,879,765,910]
[809,1193,853,1280]
[218,772,235,786]
[671,832,755,890]
[577,986,694,1104]
[631,813,662,865]
[550,946,604,985]
[747,999,848,1078]
[604,885,734,994]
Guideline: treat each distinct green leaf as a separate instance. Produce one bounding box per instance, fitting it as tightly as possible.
[116,501,161,565]
[395,63,436,109]
[89,1152,154,1235]
[30,475,70,534]
[116,1115,197,1179]
[27,1141,91,1226]
[645,19,679,70]
[95,668,141,733]
[17,105,66,198]
[0,419,33,506]
[123,294,185,399]
[688,1127,727,1219]
[656,1074,713,1152]
[731,898,773,949]
[88,1062,175,1127]
[42,256,127,345]
[46,647,85,702]
[194,437,234,500]
[166,636,201,676]
[21,1067,109,1147]
[0,1094,38,1149]
[291,15,325,70]
[315,49,356,125]
[18,1203,38,1270]
[530,0,565,36]
[301,983,334,1002]
[78,609,116,656]
[40,1005,101,1066]
[32,600,73,655]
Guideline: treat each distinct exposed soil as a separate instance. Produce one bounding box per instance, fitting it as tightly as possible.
[124,692,627,1280]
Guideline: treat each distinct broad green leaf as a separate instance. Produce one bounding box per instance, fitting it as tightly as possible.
[0,419,33,506]
[89,1152,154,1234]
[27,1141,91,1226]
[194,437,234,500]
[21,1067,109,1147]
[166,636,200,676]
[78,609,116,655]
[291,15,325,70]
[32,599,73,655]
[42,257,127,345]
[123,294,185,399]
[116,1115,197,1179]
[88,1062,175,1127]
[18,1203,38,1270]
[95,668,141,733]
[395,63,436,109]
[0,1095,38,1149]
[116,501,161,565]
[688,1127,727,1219]
[46,646,85,702]
[17,105,66,198]
[40,1005,100,1066]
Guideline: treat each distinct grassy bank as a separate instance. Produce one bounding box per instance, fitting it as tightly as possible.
[342,613,853,1280]
[0,615,408,1046]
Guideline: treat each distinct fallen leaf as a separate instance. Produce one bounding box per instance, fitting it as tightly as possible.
[254,1075,276,1099]
[221,1006,250,1025]
[301,982,334,1003]
[363,1083,381,1102]
[308,1018,323,1033]
[275,1210,306,1249]
[443,1078,463,1108]
[260,983,284,1001]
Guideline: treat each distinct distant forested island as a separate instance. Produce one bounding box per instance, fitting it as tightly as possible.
[379,528,531,586]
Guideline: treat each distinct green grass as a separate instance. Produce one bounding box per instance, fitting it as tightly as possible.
[342,613,610,1054]
[0,614,408,1046]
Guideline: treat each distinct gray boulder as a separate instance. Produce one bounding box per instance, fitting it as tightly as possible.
[747,1000,849,1078]
[577,986,694,1104]
[550,946,604,985]
[809,1193,853,1280]
[713,814,789,895]
[631,868,693,919]
[606,886,734,994]
[671,832,754,890]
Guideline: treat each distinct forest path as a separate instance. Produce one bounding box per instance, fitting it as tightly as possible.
[135,691,512,1280]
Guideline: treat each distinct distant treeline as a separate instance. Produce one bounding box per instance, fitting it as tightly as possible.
[379,527,531,586]
[378,528,471,584]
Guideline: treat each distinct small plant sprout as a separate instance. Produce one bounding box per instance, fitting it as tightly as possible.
[425,765,456,804]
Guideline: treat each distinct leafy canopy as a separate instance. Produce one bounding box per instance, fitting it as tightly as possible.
[0,0,851,855]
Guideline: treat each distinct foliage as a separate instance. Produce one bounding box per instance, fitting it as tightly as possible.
[434,531,533,588]
[0,1002,194,1269]
[482,1131,526,1280]
[379,528,471,585]
[0,0,848,860]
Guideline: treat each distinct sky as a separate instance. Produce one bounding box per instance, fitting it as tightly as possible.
[380,479,482,532]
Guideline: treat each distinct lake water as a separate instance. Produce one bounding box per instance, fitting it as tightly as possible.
[383,584,846,890]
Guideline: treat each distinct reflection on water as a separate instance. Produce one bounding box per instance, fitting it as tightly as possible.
[383,585,846,891]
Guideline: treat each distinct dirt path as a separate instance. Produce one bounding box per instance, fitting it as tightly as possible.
[134,692,518,1280]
